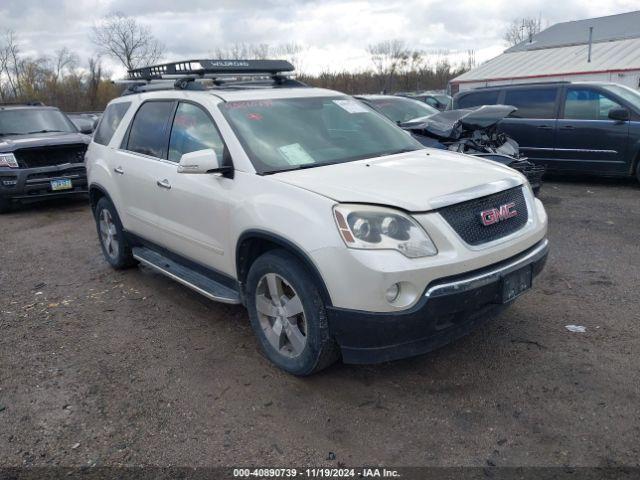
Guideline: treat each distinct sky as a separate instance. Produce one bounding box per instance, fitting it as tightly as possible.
[1,0,638,77]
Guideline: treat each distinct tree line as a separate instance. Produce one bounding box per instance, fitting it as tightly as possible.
[1,12,542,111]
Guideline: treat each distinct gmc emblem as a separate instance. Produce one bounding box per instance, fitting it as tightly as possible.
[480,202,518,226]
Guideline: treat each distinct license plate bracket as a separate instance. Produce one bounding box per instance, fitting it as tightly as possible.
[50,178,72,191]
[500,265,533,303]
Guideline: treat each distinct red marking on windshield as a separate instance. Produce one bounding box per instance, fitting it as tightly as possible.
[247,113,263,121]
[227,100,273,109]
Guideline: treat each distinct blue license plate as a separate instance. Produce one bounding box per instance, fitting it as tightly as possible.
[50,178,72,191]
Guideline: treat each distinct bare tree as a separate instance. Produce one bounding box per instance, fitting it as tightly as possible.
[367,40,408,92]
[53,47,79,81]
[90,12,164,71]
[0,30,23,99]
[504,17,543,47]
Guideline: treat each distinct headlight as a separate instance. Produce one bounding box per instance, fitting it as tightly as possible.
[0,153,18,168]
[333,204,437,258]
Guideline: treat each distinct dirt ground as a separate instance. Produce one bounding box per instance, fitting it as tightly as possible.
[1,178,639,469]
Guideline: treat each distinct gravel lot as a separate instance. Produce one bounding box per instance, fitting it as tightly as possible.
[1,178,639,469]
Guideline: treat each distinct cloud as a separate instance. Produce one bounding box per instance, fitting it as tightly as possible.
[0,0,637,75]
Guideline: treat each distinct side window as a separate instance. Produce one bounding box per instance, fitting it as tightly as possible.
[504,88,558,119]
[168,103,225,163]
[94,102,130,146]
[564,88,622,120]
[456,90,500,109]
[425,97,439,108]
[126,101,175,158]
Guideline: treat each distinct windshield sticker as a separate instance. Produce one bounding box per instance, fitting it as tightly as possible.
[277,143,315,166]
[247,112,263,121]
[226,100,273,110]
[333,99,370,114]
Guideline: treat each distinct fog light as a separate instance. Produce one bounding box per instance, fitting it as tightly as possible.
[2,179,17,186]
[385,283,400,303]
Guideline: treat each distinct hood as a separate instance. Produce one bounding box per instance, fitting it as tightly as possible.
[401,105,517,140]
[272,149,523,212]
[0,131,90,153]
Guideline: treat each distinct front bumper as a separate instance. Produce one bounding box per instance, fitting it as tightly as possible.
[0,163,87,202]
[327,238,549,364]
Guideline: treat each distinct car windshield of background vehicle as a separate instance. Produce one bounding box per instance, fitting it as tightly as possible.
[220,96,423,174]
[0,109,78,136]
[368,97,439,123]
[603,85,640,112]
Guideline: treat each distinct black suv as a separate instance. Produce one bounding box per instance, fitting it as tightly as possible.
[0,104,91,212]
[453,82,640,182]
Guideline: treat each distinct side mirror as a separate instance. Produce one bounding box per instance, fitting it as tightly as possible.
[80,125,94,134]
[177,148,232,175]
[608,107,630,122]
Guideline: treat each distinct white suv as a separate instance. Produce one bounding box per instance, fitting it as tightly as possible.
[86,60,548,375]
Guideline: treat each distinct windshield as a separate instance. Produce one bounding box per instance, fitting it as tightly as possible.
[603,85,640,111]
[367,97,439,123]
[0,108,77,136]
[220,96,422,174]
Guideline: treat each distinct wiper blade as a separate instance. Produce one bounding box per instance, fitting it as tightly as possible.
[27,129,65,134]
[0,132,25,136]
[264,163,320,174]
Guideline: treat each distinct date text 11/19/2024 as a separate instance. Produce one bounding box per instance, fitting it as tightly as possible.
[233,467,401,478]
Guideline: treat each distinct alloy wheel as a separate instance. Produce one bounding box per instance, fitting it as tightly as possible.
[255,273,307,358]
[98,208,119,260]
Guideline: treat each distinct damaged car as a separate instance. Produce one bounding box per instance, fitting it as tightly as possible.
[356,95,545,194]
[0,104,90,213]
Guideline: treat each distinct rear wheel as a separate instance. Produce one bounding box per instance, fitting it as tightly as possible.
[246,250,339,376]
[94,197,136,269]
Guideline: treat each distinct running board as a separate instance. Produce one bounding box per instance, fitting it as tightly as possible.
[132,247,241,304]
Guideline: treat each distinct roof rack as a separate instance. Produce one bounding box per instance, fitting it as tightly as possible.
[0,100,45,107]
[127,59,295,81]
[120,59,306,95]
[474,81,571,90]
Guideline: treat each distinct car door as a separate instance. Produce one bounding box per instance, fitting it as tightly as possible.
[111,100,176,241]
[555,86,629,174]
[497,86,560,165]
[151,101,233,274]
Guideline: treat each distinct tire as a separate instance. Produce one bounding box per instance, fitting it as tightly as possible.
[0,197,12,214]
[94,197,136,269]
[246,249,339,376]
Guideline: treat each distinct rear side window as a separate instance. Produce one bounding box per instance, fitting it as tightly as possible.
[456,90,499,109]
[168,102,225,163]
[94,102,130,146]
[564,88,622,120]
[504,88,558,119]
[126,101,175,158]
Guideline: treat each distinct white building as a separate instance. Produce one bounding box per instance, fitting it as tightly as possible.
[450,11,640,94]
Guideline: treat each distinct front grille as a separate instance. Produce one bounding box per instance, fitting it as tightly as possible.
[26,167,86,183]
[439,186,528,246]
[14,144,86,168]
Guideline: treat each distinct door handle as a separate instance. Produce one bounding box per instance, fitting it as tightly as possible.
[537,125,553,130]
[156,179,171,189]
[113,166,124,175]
[560,125,575,130]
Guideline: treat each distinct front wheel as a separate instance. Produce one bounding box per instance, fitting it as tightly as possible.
[94,197,136,269]
[246,250,339,376]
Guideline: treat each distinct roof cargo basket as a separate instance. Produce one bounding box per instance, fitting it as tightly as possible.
[127,59,295,81]
[120,59,305,95]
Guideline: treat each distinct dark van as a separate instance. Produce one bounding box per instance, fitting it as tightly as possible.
[453,82,640,182]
